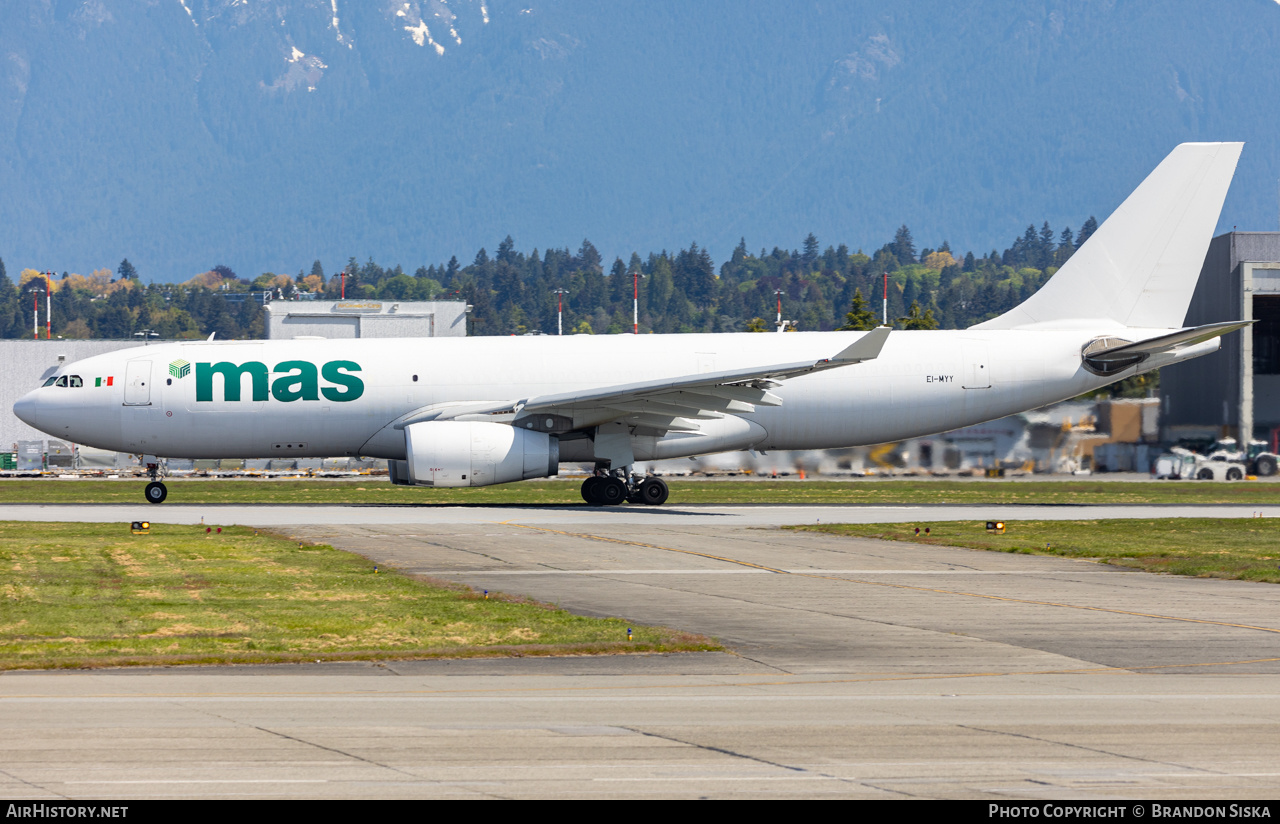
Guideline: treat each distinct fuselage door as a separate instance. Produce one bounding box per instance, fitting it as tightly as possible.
[123,360,152,406]
[961,342,992,389]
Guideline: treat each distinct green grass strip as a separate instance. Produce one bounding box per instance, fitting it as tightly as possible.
[791,519,1280,583]
[3,478,1280,505]
[0,522,715,670]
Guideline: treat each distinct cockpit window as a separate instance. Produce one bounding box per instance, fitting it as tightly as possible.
[42,377,56,387]
[69,376,83,388]
[55,376,68,388]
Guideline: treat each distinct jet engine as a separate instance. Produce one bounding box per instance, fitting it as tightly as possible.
[391,421,559,487]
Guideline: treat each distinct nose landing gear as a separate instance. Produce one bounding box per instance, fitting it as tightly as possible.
[580,470,668,506]
[144,462,167,504]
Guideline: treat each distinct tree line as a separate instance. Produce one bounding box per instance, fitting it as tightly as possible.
[0,217,1102,341]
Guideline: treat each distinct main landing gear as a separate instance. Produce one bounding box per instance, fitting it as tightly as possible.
[580,471,669,506]
[144,462,167,504]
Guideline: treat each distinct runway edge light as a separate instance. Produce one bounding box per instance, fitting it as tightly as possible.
[130,521,150,535]
[985,521,1006,534]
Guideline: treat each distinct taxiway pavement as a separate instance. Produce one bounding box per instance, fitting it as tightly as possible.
[4,507,1280,799]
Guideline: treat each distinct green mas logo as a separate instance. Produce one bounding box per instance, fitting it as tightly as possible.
[195,360,364,404]
[169,359,191,379]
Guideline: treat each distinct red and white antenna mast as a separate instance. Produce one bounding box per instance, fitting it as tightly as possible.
[882,271,888,326]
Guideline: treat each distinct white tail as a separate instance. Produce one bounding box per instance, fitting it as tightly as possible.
[972,142,1243,331]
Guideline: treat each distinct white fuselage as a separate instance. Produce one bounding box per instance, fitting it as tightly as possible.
[13,328,1202,463]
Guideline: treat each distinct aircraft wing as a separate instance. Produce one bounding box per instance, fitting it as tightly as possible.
[397,327,890,433]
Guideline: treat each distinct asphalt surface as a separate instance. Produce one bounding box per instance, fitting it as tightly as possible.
[5,507,1280,798]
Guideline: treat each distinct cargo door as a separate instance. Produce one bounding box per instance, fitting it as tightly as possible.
[123,360,152,406]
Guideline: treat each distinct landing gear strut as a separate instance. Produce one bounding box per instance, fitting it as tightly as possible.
[580,470,668,506]
[144,462,167,504]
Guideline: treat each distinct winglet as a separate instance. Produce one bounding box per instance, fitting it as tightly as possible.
[830,326,891,364]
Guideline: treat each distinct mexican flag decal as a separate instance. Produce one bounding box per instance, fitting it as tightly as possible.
[95,376,114,387]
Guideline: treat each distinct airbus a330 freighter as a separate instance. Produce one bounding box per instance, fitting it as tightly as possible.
[14,143,1251,505]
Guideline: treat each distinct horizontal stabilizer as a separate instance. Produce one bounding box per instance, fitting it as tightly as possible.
[1087,320,1252,362]
[1082,320,1251,376]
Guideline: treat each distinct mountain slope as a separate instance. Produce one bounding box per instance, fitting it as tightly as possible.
[1,0,1278,280]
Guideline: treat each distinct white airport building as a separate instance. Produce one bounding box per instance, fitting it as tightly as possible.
[265,300,468,339]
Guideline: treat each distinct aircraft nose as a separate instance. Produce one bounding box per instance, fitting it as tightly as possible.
[13,390,41,429]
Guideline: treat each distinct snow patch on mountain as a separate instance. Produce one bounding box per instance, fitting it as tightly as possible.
[266,45,328,93]
[330,0,352,48]
[394,1,473,55]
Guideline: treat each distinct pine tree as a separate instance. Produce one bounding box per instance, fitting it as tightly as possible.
[608,257,630,306]
[310,260,325,278]
[577,239,602,274]
[902,277,919,309]
[497,235,517,264]
[892,225,916,264]
[1078,216,1099,246]
[118,259,138,280]
[838,287,877,331]
[1038,222,1055,269]
[899,300,939,330]
[1055,227,1075,266]
[802,233,819,268]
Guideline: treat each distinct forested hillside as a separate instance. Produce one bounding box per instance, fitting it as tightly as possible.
[0,217,1097,340]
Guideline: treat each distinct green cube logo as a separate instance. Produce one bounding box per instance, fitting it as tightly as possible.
[169,359,191,379]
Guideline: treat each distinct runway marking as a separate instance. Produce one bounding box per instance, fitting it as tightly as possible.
[502,523,1280,637]
[63,779,328,785]
[430,569,1126,576]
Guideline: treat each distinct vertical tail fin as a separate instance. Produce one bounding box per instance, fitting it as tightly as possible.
[972,142,1243,330]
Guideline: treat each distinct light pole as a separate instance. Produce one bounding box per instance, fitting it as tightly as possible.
[552,289,568,335]
[26,285,41,340]
[775,288,784,332]
[632,270,644,334]
[43,272,53,340]
[340,268,347,299]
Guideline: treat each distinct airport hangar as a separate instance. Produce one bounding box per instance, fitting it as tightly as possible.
[1163,230,1280,446]
[0,299,467,466]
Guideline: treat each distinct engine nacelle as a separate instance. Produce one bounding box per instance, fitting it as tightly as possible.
[401,421,559,487]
